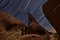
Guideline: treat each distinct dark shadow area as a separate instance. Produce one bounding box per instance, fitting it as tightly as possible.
[42,0,60,39]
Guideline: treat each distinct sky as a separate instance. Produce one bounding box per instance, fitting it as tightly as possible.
[0,0,56,33]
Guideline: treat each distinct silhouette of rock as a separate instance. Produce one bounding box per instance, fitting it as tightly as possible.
[27,13,48,35]
[42,0,60,39]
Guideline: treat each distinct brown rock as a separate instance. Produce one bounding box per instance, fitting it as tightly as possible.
[0,11,26,40]
[18,34,45,40]
[27,13,48,35]
[42,0,60,39]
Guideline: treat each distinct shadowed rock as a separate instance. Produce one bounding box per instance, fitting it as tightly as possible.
[27,13,59,40]
[42,0,60,39]
[27,13,48,35]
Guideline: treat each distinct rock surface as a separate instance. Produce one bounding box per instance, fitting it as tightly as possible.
[42,0,60,39]
[0,11,59,40]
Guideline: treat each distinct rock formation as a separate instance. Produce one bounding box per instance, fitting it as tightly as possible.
[42,0,60,39]
[0,11,26,40]
[0,11,59,40]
